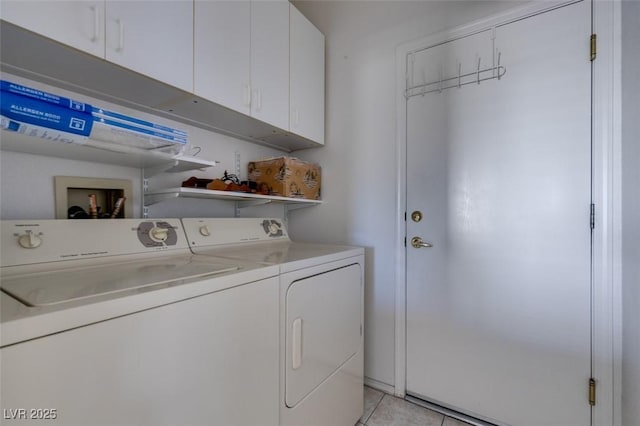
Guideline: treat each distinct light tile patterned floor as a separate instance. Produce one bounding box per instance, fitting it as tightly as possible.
[358,386,473,426]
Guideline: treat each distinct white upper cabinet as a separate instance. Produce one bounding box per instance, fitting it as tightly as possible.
[0,1,106,58]
[194,1,251,115]
[289,4,325,144]
[194,0,289,131]
[250,1,290,130]
[105,0,193,92]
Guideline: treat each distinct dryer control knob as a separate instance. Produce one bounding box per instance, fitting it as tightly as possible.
[199,225,210,237]
[149,227,169,242]
[18,230,42,249]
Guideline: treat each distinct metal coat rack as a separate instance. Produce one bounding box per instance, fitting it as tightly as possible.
[405,52,506,99]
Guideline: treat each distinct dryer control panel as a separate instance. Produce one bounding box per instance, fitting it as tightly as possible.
[182,218,290,247]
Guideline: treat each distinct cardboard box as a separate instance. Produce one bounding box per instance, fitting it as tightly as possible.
[248,157,321,200]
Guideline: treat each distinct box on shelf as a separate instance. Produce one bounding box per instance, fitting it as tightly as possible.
[248,157,321,200]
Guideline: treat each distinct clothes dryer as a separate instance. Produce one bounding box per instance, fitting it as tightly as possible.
[182,218,365,426]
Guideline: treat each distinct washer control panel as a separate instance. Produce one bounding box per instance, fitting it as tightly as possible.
[1,219,188,267]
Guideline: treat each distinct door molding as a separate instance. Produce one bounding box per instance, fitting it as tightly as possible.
[394,1,622,424]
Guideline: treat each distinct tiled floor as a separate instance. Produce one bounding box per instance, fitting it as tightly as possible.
[358,386,471,426]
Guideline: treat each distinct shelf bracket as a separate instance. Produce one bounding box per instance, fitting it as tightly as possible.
[233,196,274,217]
[238,199,273,209]
[143,160,180,178]
[285,203,314,212]
[143,193,181,206]
[284,202,316,222]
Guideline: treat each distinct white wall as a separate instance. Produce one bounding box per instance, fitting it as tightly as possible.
[0,73,287,220]
[289,0,520,388]
[621,1,640,423]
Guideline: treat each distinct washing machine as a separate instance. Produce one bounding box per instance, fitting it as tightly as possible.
[182,218,365,426]
[1,219,281,426]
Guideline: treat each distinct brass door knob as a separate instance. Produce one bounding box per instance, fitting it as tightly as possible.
[411,237,433,248]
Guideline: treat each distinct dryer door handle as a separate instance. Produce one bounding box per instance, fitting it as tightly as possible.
[292,317,303,370]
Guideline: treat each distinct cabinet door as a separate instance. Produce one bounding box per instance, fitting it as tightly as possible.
[0,1,105,58]
[194,1,251,115]
[290,4,325,144]
[105,0,193,92]
[250,0,289,130]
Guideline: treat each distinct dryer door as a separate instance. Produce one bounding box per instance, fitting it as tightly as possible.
[285,263,362,408]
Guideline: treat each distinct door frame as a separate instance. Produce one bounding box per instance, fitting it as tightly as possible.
[393,1,622,424]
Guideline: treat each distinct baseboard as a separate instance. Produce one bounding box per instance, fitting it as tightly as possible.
[363,377,395,395]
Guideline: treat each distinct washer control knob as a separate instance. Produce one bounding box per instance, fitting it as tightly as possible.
[269,223,280,234]
[149,227,169,242]
[18,231,42,249]
[199,225,210,237]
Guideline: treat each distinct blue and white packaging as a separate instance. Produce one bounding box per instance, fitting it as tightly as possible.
[1,116,88,145]
[1,80,188,154]
[91,119,187,151]
[0,92,93,137]
[1,80,91,113]
[92,116,187,144]
[92,107,187,138]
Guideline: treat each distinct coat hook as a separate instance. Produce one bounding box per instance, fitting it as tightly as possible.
[497,51,502,80]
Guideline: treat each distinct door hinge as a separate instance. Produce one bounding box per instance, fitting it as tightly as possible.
[589,378,596,406]
[590,204,595,230]
[590,34,597,61]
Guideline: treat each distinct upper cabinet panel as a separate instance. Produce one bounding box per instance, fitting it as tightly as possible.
[290,4,325,145]
[194,0,251,115]
[194,0,292,133]
[105,0,193,92]
[0,0,106,58]
[250,0,290,131]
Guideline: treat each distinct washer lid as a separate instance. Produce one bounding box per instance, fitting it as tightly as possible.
[1,255,238,307]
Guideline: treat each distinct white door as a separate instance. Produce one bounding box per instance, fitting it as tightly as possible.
[405,2,592,425]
